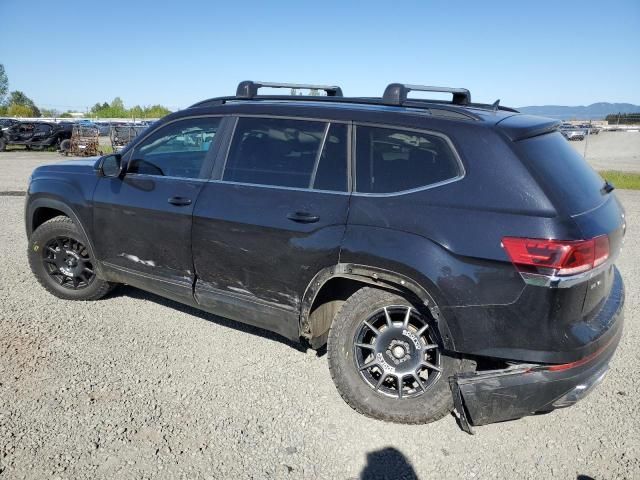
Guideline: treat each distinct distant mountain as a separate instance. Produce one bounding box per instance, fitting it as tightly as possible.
[516,103,640,120]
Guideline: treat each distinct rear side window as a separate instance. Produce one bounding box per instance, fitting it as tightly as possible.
[223,117,347,191]
[519,132,604,214]
[355,126,460,194]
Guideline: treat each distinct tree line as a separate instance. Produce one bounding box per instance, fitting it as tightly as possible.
[0,64,171,119]
[605,113,640,125]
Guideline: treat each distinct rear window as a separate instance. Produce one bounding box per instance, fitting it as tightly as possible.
[519,132,605,214]
[355,125,460,194]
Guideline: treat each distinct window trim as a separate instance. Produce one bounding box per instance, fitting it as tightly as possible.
[217,115,351,193]
[125,114,226,180]
[351,122,466,197]
[308,122,330,189]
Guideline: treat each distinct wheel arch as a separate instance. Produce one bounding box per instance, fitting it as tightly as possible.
[26,197,103,276]
[300,263,455,350]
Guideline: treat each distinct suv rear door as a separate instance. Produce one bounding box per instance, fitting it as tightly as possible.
[92,115,226,304]
[191,116,350,339]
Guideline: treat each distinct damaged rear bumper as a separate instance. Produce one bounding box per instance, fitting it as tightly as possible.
[451,283,624,430]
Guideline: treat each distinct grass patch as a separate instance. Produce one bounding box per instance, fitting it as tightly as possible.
[598,171,640,190]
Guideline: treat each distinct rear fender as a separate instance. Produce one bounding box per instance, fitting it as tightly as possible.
[300,263,456,350]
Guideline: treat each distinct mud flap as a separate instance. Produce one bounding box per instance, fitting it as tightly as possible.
[449,377,474,435]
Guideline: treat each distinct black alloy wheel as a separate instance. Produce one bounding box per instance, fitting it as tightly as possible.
[42,236,95,289]
[353,305,442,399]
[28,216,114,300]
[327,287,461,424]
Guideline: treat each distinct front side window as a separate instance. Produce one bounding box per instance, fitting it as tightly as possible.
[128,117,221,178]
[224,117,347,190]
[355,125,460,194]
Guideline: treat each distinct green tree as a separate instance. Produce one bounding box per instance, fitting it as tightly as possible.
[41,108,61,117]
[60,112,73,118]
[144,104,171,118]
[130,105,145,119]
[7,90,40,116]
[111,97,124,109]
[7,104,34,117]
[0,64,8,105]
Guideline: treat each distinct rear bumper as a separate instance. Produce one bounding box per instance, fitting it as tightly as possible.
[452,277,624,428]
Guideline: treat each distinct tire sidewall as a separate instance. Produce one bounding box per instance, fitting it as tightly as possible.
[28,218,105,300]
[59,139,70,153]
[328,288,459,424]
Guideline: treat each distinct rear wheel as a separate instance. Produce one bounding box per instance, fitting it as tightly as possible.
[0,138,6,151]
[327,287,460,424]
[28,216,114,300]
[59,139,71,154]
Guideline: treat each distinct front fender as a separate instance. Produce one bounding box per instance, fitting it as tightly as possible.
[26,177,102,275]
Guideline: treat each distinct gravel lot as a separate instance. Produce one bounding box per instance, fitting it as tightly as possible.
[0,150,639,479]
[569,131,640,172]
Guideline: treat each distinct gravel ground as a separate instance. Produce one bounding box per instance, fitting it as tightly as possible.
[569,131,640,172]
[1,161,639,479]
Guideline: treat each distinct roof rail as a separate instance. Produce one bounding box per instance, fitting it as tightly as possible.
[383,83,471,106]
[236,81,343,98]
[188,95,482,120]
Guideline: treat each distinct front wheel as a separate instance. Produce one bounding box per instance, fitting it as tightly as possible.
[327,287,460,424]
[28,216,114,300]
[0,138,6,151]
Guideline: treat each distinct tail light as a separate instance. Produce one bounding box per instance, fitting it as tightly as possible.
[501,235,609,276]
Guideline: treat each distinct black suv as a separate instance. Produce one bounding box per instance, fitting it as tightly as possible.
[0,121,73,151]
[25,81,625,429]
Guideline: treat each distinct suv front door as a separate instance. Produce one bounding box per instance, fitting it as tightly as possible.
[192,116,351,339]
[92,115,226,303]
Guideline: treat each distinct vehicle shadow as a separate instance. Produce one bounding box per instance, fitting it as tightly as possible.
[360,447,418,480]
[112,285,309,354]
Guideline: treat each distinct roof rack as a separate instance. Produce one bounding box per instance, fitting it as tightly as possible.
[382,83,471,106]
[236,81,343,98]
[188,80,518,119]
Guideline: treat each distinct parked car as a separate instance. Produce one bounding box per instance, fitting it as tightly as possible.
[94,122,112,136]
[559,123,586,141]
[25,81,625,430]
[578,123,600,135]
[0,121,73,151]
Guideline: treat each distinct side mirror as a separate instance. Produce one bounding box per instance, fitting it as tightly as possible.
[99,154,123,178]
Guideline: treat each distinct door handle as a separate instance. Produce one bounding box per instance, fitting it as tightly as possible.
[287,211,320,223]
[168,196,192,206]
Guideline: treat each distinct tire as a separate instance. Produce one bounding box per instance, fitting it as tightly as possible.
[59,139,71,154]
[28,216,114,301]
[327,287,461,424]
[0,138,6,151]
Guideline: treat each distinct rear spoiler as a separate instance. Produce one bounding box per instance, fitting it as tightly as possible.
[496,114,561,141]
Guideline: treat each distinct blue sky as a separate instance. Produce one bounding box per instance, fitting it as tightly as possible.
[1,0,638,111]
